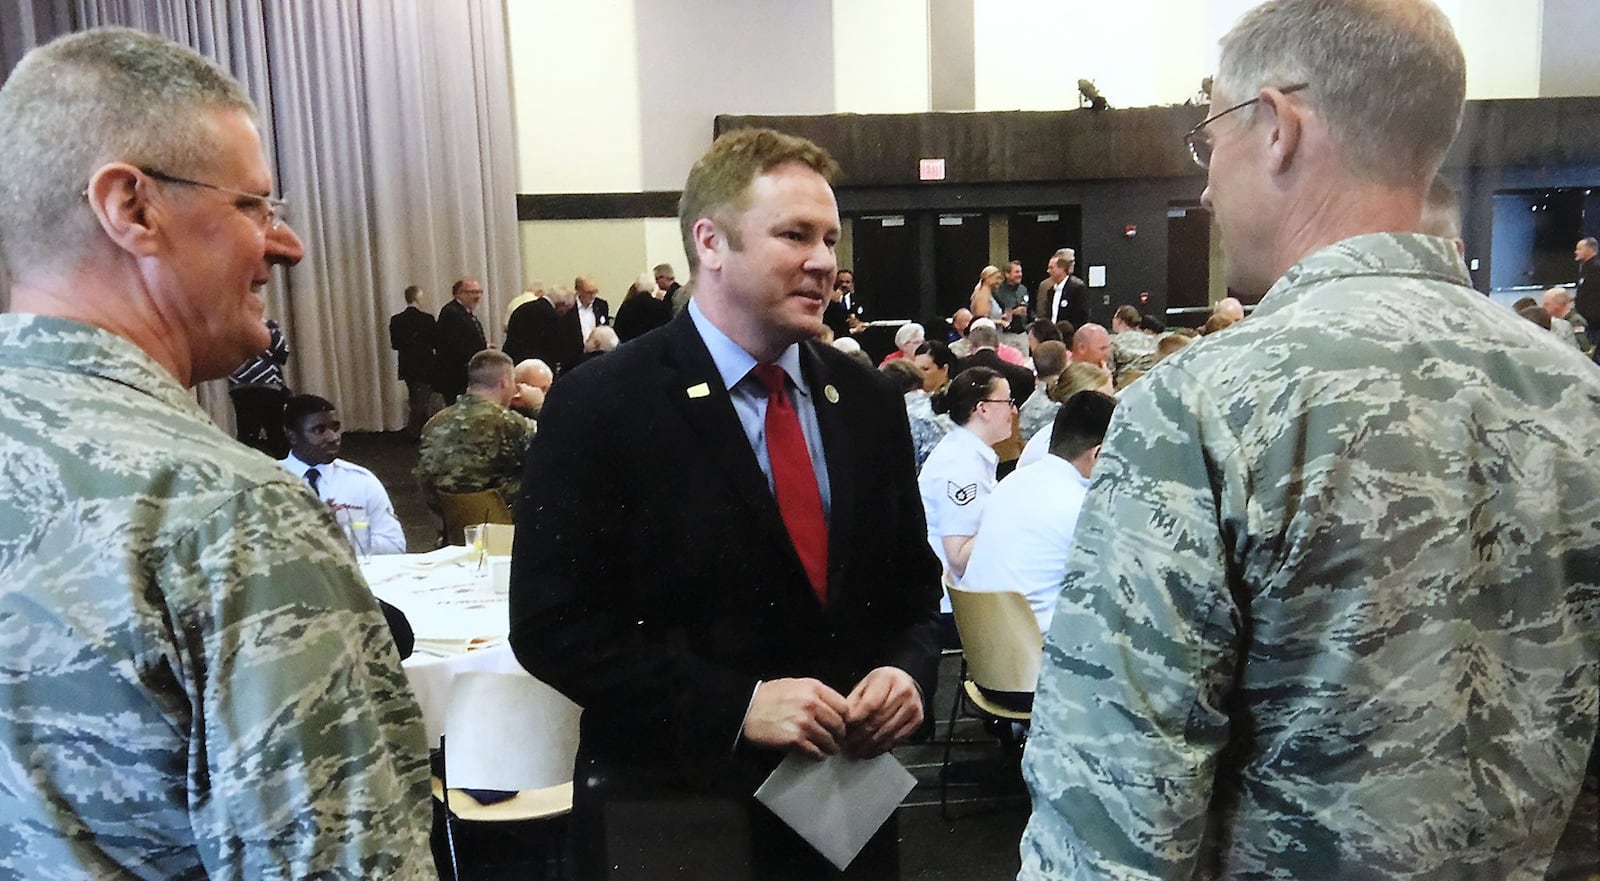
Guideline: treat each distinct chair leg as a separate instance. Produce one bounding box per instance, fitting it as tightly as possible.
[939,661,968,821]
[439,737,462,881]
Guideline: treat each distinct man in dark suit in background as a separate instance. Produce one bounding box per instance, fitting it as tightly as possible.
[1035,249,1089,328]
[510,128,941,880]
[1575,236,1600,354]
[387,284,436,439]
[574,275,610,347]
[505,285,584,377]
[433,277,486,404]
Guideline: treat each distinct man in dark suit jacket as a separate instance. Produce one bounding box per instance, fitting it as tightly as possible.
[510,128,941,880]
[613,286,674,343]
[433,278,486,404]
[505,286,584,376]
[387,284,436,438]
[1575,236,1600,354]
[1035,249,1090,329]
[956,322,1034,408]
[575,275,611,345]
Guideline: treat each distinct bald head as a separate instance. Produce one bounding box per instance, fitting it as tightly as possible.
[515,358,553,391]
[1543,287,1574,319]
[1214,298,1245,323]
[1071,323,1111,368]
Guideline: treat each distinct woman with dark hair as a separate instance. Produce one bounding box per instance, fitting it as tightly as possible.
[916,366,1014,638]
[913,339,956,397]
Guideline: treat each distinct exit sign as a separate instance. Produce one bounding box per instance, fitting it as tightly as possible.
[919,158,946,181]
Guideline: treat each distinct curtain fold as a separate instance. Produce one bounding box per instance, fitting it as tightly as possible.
[2,0,521,432]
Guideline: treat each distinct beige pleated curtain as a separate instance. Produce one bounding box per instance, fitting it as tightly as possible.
[0,0,522,432]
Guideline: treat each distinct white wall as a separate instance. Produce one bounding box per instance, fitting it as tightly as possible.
[835,0,931,113]
[505,0,643,193]
[1437,0,1543,100]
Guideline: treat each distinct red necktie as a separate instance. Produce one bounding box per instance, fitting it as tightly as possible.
[752,363,829,605]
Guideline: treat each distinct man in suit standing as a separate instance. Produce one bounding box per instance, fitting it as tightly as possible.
[574,275,610,348]
[388,284,436,439]
[510,128,941,880]
[1574,236,1600,354]
[434,277,486,404]
[505,285,583,376]
[1035,249,1089,328]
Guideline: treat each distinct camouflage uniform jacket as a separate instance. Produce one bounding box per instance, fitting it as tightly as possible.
[1018,381,1061,443]
[1110,329,1160,380]
[904,389,954,471]
[416,391,534,511]
[1020,234,1600,881]
[0,315,433,880]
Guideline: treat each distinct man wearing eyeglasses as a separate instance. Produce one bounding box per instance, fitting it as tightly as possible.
[1021,1,1600,879]
[0,28,432,879]
[436,276,488,404]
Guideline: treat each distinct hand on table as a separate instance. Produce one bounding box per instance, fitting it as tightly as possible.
[842,667,923,758]
[742,678,849,759]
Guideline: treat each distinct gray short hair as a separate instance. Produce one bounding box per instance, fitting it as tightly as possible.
[967,322,1000,349]
[894,322,925,348]
[0,28,256,272]
[1216,0,1465,187]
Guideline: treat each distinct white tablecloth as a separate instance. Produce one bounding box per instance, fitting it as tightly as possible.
[360,547,522,741]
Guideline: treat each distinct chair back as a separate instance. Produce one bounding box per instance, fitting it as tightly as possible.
[443,671,582,792]
[947,586,1043,693]
[479,523,514,555]
[438,489,513,545]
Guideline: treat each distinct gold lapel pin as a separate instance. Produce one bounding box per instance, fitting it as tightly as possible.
[823,385,840,404]
[686,382,711,399]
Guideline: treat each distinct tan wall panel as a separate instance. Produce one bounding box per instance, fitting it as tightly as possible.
[518,219,647,328]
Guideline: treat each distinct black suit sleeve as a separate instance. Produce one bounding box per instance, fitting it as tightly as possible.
[378,598,415,660]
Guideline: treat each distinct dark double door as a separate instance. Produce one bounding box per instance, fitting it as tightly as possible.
[848,207,1081,330]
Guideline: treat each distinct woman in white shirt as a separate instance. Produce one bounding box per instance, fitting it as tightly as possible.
[917,366,1016,618]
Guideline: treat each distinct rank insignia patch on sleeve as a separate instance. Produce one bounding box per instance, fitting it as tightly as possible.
[948,481,978,505]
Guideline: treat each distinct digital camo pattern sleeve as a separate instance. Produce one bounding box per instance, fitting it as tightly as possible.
[160,482,434,879]
[0,315,432,880]
[1018,370,1242,881]
[1019,233,1600,881]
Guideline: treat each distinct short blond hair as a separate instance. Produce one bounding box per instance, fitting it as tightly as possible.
[678,128,840,274]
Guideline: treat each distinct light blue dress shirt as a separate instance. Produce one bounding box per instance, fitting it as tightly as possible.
[688,300,832,522]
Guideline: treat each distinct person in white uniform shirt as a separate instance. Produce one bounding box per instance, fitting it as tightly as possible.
[962,390,1117,633]
[917,366,1015,635]
[279,394,407,556]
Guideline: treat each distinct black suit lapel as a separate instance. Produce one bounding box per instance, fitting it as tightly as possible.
[662,317,797,562]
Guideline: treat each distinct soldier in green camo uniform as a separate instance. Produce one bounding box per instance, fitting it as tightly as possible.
[0,29,433,880]
[1020,2,1600,879]
[416,348,535,513]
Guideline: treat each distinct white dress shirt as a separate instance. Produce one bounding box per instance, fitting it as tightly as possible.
[961,454,1091,632]
[578,301,597,342]
[280,452,407,556]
